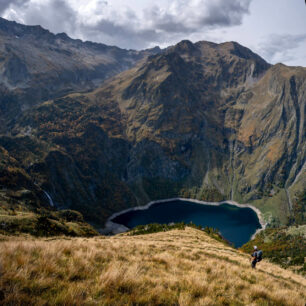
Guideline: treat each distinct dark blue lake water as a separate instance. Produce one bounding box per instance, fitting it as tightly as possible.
[112,200,262,247]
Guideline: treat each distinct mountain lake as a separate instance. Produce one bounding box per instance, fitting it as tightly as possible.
[111,200,262,247]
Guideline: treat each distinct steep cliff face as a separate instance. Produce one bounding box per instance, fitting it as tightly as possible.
[0,17,160,133]
[88,41,305,224]
[227,64,305,199]
[0,35,305,226]
[89,40,273,205]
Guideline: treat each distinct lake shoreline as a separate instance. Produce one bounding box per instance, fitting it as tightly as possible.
[101,198,267,239]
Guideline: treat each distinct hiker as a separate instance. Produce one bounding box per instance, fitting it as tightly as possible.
[251,246,262,268]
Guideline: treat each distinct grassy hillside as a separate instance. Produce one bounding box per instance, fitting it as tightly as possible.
[0,208,98,237]
[0,227,305,305]
[241,225,306,275]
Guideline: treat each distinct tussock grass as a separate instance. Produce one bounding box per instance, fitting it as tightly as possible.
[0,228,305,305]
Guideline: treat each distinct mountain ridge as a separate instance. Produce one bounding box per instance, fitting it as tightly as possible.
[0,17,161,133]
[0,18,305,230]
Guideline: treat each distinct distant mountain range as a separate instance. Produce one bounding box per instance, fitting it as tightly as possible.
[0,17,160,133]
[0,18,305,229]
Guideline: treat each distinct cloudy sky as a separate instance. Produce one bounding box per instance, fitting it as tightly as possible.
[1,0,306,66]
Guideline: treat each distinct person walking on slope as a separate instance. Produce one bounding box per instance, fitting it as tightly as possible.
[251,246,262,268]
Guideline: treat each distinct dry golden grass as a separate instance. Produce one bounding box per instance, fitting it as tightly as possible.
[0,228,305,305]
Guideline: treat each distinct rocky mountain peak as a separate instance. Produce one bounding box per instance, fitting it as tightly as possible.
[0,17,52,40]
[219,41,255,58]
[147,50,187,71]
[168,39,198,55]
[54,32,70,41]
[0,17,161,133]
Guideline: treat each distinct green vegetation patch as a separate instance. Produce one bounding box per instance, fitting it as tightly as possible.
[240,226,306,275]
[287,190,306,226]
[0,210,98,237]
[128,222,229,245]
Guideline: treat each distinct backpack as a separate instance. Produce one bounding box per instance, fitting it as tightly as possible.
[257,250,263,261]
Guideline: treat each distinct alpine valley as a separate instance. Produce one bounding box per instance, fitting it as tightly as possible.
[0,17,305,234]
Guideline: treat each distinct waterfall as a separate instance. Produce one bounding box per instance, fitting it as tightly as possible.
[43,191,54,207]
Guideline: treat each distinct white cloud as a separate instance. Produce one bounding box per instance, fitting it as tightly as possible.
[1,0,252,49]
[257,34,306,65]
[1,0,306,66]
[0,0,30,16]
